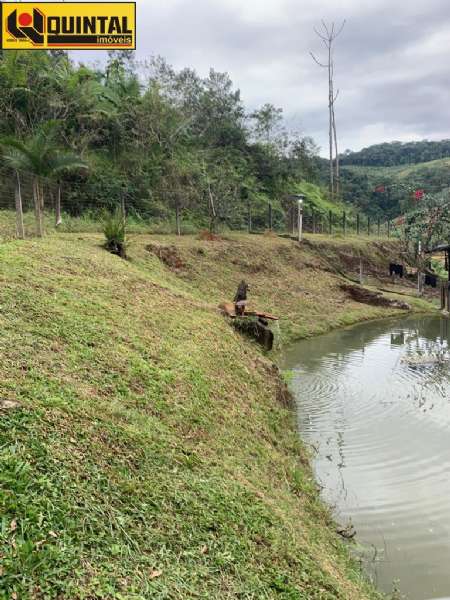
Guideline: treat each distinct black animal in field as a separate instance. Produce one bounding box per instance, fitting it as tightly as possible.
[389,263,404,278]
[425,274,437,288]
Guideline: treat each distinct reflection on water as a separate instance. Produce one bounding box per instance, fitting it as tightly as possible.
[282,316,450,600]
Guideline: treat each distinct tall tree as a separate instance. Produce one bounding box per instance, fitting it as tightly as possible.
[310,20,345,200]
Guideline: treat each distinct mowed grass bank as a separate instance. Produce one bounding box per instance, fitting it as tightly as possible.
[0,232,431,599]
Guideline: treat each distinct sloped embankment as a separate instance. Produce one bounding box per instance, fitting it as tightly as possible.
[0,233,428,598]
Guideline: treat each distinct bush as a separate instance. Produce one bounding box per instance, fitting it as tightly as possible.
[102,208,127,258]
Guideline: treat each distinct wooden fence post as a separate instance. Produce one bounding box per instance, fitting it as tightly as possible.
[15,171,25,239]
[377,217,381,237]
[387,220,391,238]
[329,210,332,235]
[367,216,370,236]
[343,211,346,236]
[268,203,273,230]
[175,203,181,236]
[357,213,360,236]
[54,183,63,227]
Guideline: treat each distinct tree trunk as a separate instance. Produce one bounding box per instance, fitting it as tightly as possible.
[328,47,334,200]
[175,202,181,236]
[15,171,25,239]
[33,177,44,237]
[55,183,62,227]
[207,182,217,233]
[332,101,339,199]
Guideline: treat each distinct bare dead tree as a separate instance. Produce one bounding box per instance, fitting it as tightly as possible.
[310,20,345,200]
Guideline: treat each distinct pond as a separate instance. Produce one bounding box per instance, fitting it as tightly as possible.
[282,315,450,600]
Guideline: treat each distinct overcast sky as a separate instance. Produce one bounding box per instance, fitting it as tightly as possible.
[74,0,450,156]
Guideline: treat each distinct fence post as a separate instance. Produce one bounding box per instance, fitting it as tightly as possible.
[33,180,44,237]
[175,203,181,236]
[387,220,391,238]
[247,200,252,233]
[55,183,62,227]
[343,211,346,237]
[329,210,332,235]
[268,202,273,230]
[357,213,360,236]
[312,208,316,234]
[367,216,370,236]
[377,217,381,237]
[447,250,450,311]
[14,171,25,239]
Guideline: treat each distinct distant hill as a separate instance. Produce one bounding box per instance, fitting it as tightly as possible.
[340,157,450,216]
[326,141,450,218]
[340,140,450,167]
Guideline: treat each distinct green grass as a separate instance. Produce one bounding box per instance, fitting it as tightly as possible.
[294,182,352,217]
[0,230,434,599]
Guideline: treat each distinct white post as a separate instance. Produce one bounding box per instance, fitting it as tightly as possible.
[417,241,422,295]
[298,199,303,243]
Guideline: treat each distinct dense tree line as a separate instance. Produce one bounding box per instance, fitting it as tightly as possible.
[340,140,450,167]
[312,139,450,219]
[0,50,320,232]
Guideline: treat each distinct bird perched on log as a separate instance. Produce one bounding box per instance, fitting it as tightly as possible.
[234,280,250,316]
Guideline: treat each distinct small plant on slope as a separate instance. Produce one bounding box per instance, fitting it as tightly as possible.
[102,207,127,258]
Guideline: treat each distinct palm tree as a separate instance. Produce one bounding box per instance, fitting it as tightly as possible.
[1,122,87,236]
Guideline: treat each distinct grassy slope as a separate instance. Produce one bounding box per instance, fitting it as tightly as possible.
[293,182,350,217]
[0,232,434,599]
[342,157,450,183]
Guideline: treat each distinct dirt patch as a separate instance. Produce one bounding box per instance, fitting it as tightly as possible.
[197,230,223,242]
[0,399,21,411]
[146,244,186,271]
[340,284,411,310]
[254,357,295,409]
[230,258,273,274]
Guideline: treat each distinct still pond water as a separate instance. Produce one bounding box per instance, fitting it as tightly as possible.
[282,316,450,600]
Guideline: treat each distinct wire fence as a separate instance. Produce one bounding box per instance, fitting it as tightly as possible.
[0,166,399,241]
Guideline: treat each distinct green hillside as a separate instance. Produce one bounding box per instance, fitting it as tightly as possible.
[340,157,450,217]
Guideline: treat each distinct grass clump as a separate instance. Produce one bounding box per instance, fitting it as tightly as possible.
[102,207,127,258]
